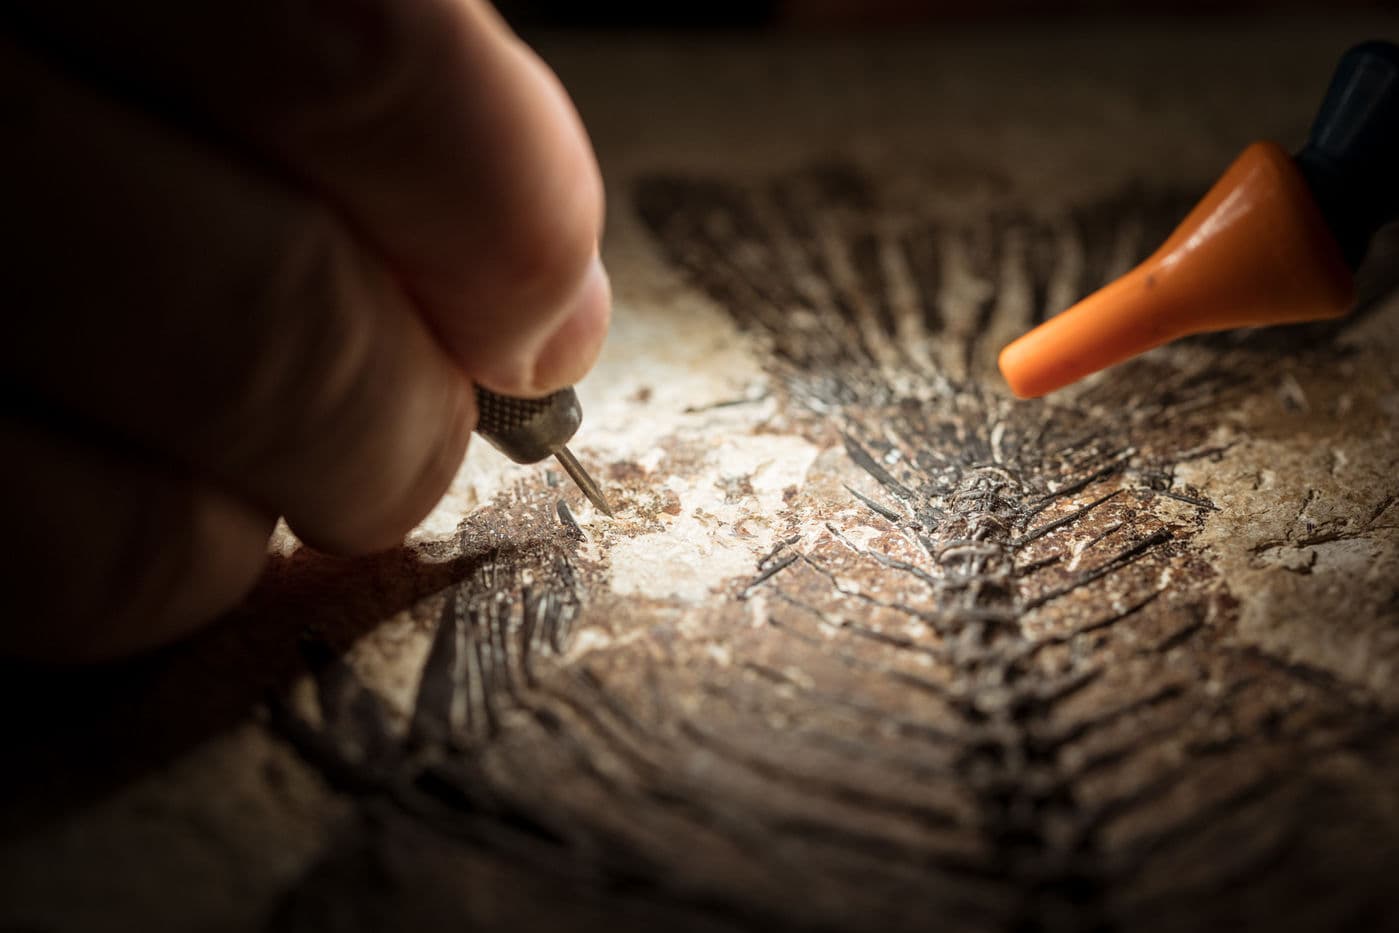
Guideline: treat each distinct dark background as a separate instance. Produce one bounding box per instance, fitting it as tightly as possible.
[496,0,1397,29]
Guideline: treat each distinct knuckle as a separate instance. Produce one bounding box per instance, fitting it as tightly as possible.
[267,209,382,437]
[100,488,270,658]
[199,204,379,471]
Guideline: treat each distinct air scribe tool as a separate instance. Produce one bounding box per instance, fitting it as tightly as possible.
[999,40,1399,399]
[474,386,614,517]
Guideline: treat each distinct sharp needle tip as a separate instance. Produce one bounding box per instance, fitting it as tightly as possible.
[554,446,615,518]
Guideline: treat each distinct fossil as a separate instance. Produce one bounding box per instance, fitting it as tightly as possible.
[267,164,1399,932]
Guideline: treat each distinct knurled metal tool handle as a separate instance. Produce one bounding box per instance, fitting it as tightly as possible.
[474,386,583,465]
[473,385,613,516]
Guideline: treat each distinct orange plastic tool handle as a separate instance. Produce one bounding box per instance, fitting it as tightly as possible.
[998,141,1353,399]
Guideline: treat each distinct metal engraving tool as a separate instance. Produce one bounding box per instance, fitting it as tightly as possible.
[474,386,614,516]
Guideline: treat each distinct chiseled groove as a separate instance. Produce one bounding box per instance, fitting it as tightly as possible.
[898,224,944,337]
[849,228,903,348]
[825,223,905,372]
[550,602,576,656]
[1072,191,1137,304]
[534,590,561,657]
[460,608,484,740]
[309,646,366,739]
[1024,218,1064,327]
[877,222,939,376]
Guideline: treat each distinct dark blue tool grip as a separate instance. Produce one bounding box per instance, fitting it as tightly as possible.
[1294,40,1399,270]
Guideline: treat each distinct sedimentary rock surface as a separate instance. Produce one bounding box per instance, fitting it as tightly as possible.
[2,26,1397,933]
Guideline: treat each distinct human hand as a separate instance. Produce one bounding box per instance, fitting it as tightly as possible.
[0,0,609,661]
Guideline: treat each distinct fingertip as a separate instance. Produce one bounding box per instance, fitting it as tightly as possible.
[286,375,475,556]
[471,253,611,397]
[424,26,606,393]
[529,254,611,394]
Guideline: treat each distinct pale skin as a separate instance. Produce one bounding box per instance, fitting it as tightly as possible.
[0,0,610,661]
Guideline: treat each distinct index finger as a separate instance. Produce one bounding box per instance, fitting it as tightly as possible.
[7,0,610,396]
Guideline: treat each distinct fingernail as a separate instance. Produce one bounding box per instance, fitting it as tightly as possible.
[527,255,611,394]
